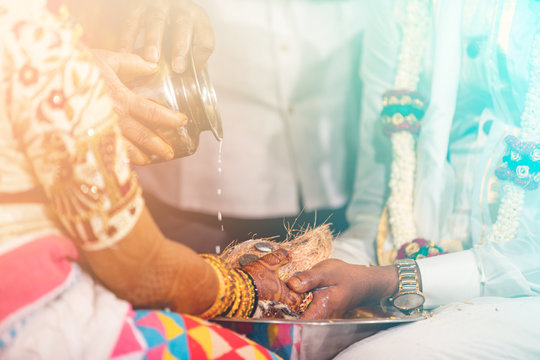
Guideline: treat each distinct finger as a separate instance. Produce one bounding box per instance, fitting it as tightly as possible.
[257,249,292,271]
[143,2,168,63]
[300,292,331,320]
[116,54,158,78]
[118,0,146,52]
[287,268,328,293]
[118,115,175,161]
[279,287,304,312]
[170,10,194,73]
[127,93,188,128]
[192,45,213,71]
[191,10,215,70]
[123,138,152,165]
[94,50,158,79]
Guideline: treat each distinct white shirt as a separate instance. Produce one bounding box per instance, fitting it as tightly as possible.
[137,0,366,218]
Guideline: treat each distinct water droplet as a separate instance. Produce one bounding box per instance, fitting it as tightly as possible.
[215,245,221,254]
[217,211,222,222]
[217,188,222,196]
[218,140,223,164]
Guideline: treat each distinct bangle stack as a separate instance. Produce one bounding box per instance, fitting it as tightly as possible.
[198,254,258,319]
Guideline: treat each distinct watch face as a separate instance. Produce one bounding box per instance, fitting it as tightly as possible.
[393,293,425,310]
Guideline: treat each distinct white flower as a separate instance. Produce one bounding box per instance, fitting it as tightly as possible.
[387,0,430,249]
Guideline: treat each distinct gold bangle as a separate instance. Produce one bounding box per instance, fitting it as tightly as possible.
[198,254,234,319]
[223,269,243,317]
[198,255,258,319]
[236,268,258,318]
[298,291,313,314]
[233,269,251,318]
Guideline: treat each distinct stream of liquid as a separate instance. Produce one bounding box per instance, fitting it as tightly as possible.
[215,140,224,254]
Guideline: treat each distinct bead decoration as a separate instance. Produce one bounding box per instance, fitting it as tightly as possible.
[488,29,540,243]
[381,90,426,135]
[495,135,540,191]
[396,238,446,260]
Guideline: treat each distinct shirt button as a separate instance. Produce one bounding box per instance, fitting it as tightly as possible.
[288,106,294,115]
[466,40,481,59]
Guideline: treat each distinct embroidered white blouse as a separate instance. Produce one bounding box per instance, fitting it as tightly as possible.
[0,0,143,253]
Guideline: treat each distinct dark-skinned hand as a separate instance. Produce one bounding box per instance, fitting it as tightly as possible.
[116,0,215,73]
[242,249,304,313]
[91,49,188,164]
[63,0,213,164]
[287,259,398,319]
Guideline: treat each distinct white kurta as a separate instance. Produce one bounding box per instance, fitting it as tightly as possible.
[333,0,540,357]
[334,0,540,307]
[136,0,366,218]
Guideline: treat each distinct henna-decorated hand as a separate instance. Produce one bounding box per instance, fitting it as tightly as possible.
[242,249,304,313]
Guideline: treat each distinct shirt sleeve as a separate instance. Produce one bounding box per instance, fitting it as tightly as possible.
[418,127,540,308]
[418,231,540,310]
[4,4,144,251]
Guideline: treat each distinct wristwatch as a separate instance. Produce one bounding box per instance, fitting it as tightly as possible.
[387,258,424,313]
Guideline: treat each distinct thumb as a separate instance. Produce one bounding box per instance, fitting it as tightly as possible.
[93,49,158,78]
[287,270,325,293]
[115,53,159,78]
[257,249,292,272]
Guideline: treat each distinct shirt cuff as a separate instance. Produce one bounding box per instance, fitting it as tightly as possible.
[416,249,481,309]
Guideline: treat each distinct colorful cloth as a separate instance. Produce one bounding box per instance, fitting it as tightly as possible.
[0,235,78,330]
[218,322,300,360]
[110,310,282,360]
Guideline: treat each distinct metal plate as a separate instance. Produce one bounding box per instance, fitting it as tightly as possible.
[213,308,426,360]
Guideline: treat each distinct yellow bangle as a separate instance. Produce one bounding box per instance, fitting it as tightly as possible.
[198,254,233,319]
[236,268,258,318]
[198,254,258,319]
[223,269,243,317]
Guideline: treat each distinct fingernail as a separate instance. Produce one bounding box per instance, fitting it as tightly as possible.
[145,46,159,63]
[172,56,185,73]
[177,114,188,125]
[165,150,175,160]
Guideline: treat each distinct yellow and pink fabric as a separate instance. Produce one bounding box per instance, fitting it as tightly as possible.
[111,311,281,360]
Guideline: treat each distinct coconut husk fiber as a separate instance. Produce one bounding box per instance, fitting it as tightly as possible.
[220,223,334,281]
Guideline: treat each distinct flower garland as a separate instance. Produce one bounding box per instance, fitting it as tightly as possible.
[487,29,540,243]
[385,0,431,250]
[385,2,539,257]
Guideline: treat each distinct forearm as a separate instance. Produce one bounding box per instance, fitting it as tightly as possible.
[360,265,399,305]
[82,207,218,314]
